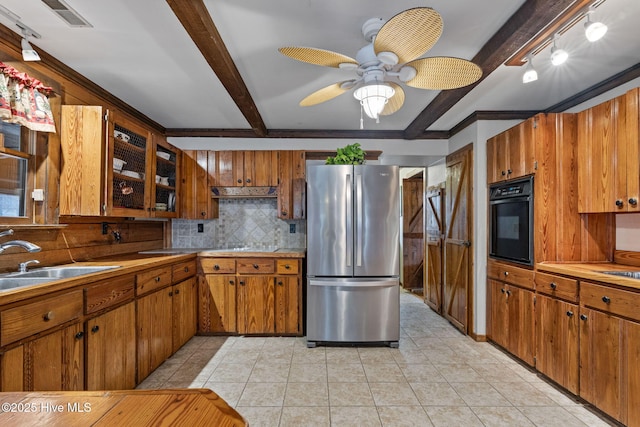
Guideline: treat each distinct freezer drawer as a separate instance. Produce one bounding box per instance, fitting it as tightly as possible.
[306,278,400,347]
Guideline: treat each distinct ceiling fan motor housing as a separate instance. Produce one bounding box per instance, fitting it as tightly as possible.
[362,18,385,42]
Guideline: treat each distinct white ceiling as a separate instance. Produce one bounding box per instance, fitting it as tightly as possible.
[1,0,639,134]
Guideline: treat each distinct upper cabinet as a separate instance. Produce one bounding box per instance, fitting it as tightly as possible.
[487,119,535,184]
[577,89,638,213]
[213,151,278,187]
[180,150,218,220]
[277,150,306,220]
[60,105,179,218]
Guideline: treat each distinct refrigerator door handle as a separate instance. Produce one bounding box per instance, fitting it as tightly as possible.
[355,173,363,267]
[346,173,353,267]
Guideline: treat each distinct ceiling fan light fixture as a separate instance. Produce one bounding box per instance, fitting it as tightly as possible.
[522,56,538,84]
[353,83,395,120]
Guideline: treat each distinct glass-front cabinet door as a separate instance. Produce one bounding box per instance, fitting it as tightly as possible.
[107,115,151,217]
[151,134,178,218]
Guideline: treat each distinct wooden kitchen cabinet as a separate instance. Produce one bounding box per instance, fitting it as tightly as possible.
[200,255,303,336]
[213,150,278,187]
[61,105,179,218]
[486,119,535,184]
[172,277,198,353]
[181,150,219,219]
[486,260,535,366]
[278,150,306,219]
[86,302,136,390]
[151,134,179,218]
[137,287,173,382]
[237,275,275,334]
[535,272,579,394]
[0,323,84,392]
[577,89,639,213]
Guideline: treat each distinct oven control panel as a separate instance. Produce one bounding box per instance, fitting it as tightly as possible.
[489,177,533,200]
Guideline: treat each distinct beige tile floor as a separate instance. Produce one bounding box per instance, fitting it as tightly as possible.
[137,291,616,427]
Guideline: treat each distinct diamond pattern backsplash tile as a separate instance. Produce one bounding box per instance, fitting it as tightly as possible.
[171,198,306,249]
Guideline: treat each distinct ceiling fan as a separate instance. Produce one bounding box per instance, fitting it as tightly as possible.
[279,7,482,125]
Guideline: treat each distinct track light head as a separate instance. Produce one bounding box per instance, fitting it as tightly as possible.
[21,34,40,61]
[584,10,608,42]
[522,56,538,84]
[550,39,568,66]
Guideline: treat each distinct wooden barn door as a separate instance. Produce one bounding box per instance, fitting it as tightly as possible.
[444,145,473,333]
[425,185,444,313]
[402,176,424,293]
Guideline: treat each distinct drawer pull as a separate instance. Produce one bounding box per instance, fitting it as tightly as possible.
[580,314,588,321]
[285,264,291,270]
[566,311,574,317]
[504,271,509,276]
[43,311,54,322]
[550,282,557,290]
[184,267,189,272]
[155,276,161,282]
[91,325,100,333]
[602,296,611,304]
[253,264,259,269]
[214,264,220,271]
[75,331,84,340]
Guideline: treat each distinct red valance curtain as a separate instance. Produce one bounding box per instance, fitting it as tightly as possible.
[0,62,56,133]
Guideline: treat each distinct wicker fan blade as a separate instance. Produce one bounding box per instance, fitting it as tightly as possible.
[300,81,352,106]
[374,8,443,64]
[279,47,357,68]
[405,57,482,90]
[381,83,405,116]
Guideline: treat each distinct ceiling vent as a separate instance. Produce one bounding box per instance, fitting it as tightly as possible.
[41,0,92,28]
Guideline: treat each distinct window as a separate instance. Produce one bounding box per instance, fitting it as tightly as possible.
[0,122,35,224]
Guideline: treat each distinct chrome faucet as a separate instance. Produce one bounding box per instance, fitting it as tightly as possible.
[0,240,42,254]
[18,259,40,272]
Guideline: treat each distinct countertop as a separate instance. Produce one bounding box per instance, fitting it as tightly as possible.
[537,262,640,291]
[140,247,306,258]
[0,389,246,426]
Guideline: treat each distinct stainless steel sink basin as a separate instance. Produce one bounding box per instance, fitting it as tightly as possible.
[601,271,640,279]
[0,265,120,291]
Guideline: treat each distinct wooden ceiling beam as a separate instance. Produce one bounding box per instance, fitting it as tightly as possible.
[166,0,267,137]
[403,0,578,139]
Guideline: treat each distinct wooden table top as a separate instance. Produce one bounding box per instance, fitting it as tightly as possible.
[0,389,247,426]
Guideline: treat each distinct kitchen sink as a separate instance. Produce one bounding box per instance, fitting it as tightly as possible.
[0,265,120,291]
[601,271,640,279]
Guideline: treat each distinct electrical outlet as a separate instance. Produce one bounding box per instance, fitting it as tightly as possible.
[289,223,296,234]
[102,222,108,235]
[197,223,204,233]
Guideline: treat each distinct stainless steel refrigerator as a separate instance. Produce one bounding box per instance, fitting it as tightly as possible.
[306,164,400,348]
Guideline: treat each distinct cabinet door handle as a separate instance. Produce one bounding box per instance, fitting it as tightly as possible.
[506,290,511,296]
[169,291,173,296]
[616,199,624,207]
[239,280,245,286]
[277,280,283,286]
[214,264,220,270]
[229,280,235,285]
[91,325,100,333]
[507,169,512,175]
[500,288,505,293]
[237,179,243,184]
[75,331,84,340]
[550,282,557,290]
[580,314,588,321]
[246,178,251,183]
[201,211,206,217]
[602,296,611,304]
[43,311,54,322]
[566,311,574,317]
[175,289,180,295]
[501,170,506,176]
[629,198,638,206]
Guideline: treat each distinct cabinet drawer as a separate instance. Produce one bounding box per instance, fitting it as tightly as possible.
[237,259,274,274]
[172,260,196,283]
[84,274,135,314]
[200,258,236,274]
[1,290,83,346]
[487,260,534,289]
[136,266,172,296]
[276,259,299,275]
[581,281,640,322]
[535,272,578,302]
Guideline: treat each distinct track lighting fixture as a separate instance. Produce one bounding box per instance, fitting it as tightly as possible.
[550,37,568,66]
[584,7,608,42]
[20,31,40,62]
[522,55,538,84]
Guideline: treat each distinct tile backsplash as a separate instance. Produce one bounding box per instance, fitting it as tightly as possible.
[171,198,306,249]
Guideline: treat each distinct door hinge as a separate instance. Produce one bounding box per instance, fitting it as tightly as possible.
[533,296,536,305]
[533,118,538,128]
[104,109,109,122]
[534,160,538,170]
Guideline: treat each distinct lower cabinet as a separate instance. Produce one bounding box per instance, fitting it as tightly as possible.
[172,277,198,353]
[487,277,535,366]
[200,256,303,336]
[86,302,136,390]
[0,323,84,392]
[137,287,173,382]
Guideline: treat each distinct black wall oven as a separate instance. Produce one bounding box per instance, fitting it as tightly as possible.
[489,176,534,266]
